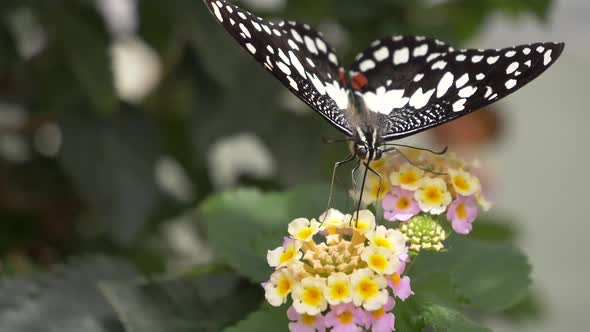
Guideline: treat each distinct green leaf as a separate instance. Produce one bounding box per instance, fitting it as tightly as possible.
[0,256,136,332]
[100,270,263,332]
[421,303,491,332]
[223,305,289,332]
[35,2,117,115]
[58,109,160,245]
[199,183,345,282]
[411,237,531,312]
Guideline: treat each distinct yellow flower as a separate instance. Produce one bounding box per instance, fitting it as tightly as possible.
[288,218,321,242]
[346,210,376,235]
[267,240,302,268]
[360,245,400,275]
[414,177,452,214]
[264,268,294,306]
[292,276,328,315]
[390,164,424,191]
[364,225,406,255]
[324,272,352,305]
[448,169,480,196]
[350,268,388,311]
[319,208,346,233]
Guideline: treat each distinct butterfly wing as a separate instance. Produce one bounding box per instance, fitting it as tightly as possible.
[350,36,564,139]
[203,0,353,135]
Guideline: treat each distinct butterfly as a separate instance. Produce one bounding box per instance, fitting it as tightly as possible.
[203,0,564,211]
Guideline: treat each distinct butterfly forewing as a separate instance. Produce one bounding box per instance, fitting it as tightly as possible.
[350,36,564,139]
[203,0,353,135]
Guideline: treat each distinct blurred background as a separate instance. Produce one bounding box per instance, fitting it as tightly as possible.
[0,0,587,331]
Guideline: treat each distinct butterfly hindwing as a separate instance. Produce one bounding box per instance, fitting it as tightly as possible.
[350,36,564,139]
[203,0,353,135]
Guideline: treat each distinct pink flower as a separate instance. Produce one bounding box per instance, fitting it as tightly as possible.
[324,303,366,332]
[446,195,478,235]
[386,263,413,301]
[382,187,420,222]
[365,296,396,332]
[287,306,326,332]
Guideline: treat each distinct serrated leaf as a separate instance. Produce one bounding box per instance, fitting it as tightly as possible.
[223,306,288,332]
[0,256,136,332]
[421,303,491,332]
[100,270,262,332]
[199,183,345,282]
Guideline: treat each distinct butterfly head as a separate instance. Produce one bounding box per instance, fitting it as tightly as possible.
[353,126,383,161]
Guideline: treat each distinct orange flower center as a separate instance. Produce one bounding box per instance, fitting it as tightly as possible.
[456,203,467,219]
[338,310,354,324]
[371,307,385,319]
[303,287,322,306]
[453,176,470,192]
[396,197,410,210]
[301,314,317,326]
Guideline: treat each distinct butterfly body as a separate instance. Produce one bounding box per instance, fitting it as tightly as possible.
[204,0,564,158]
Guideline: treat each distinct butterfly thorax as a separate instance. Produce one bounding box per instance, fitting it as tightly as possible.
[352,126,384,161]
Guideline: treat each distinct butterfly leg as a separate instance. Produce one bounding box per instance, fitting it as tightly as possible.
[365,163,384,230]
[321,154,356,225]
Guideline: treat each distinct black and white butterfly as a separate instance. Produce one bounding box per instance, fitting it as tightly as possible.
[204,0,563,162]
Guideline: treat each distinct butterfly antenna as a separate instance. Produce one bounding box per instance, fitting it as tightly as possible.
[382,143,448,155]
[383,146,447,176]
[321,154,356,225]
[354,161,370,227]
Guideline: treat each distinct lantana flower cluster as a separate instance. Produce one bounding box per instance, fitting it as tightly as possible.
[264,209,412,332]
[361,149,492,235]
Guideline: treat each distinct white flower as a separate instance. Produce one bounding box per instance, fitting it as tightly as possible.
[267,239,302,268]
[390,164,424,191]
[263,268,294,306]
[414,177,452,214]
[288,218,320,242]
[448,169,480,196]
[360,245,400,275]
[324,272,352,305]
[364,225,407,255]
[292,276,328,315]
[347,209,376,234]
[318,209,345,231]
[350,268,388,311]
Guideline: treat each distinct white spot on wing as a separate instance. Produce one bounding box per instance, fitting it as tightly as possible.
[291,29,302,43]
[484,86,492,98]
[506,62,519,74]
[266,45,274,54]
[543,49,552,65]
[505,79,517,89]
[476,73,485,80]
[304,36,318,54]
[409,88,435,109]
[452,98,466,112]
[277,61,291,75]
[414,73,424,82]
[525,60,532,67]
[471,55,483,63]
[238,12,246,19]
[278,48,290,65]
[252,21,261,31]
[289,51,305,77]
[362,87,408,114]
[325,81,349,109]
[239,23,251,38]
[288,76,298,90]
[316,38,327,53]
[455,54,466,62]
[426,53,441,62]
[262,25,271,35]
[245,43,256,54]
[413,44,428,57]
[373,46,389,62]
[431,60,447,70]
[288,39,299,50]
[328,53,338,65]
[359,59,376,72]
[536,46,545,53]
[505,50,516,57]
[523,47,531,55]
[456,73,469,88]
[308,73,326,95]
[226,5,233,13]
[212,3,223,22]
[487,55,499,64]
[393,47,409,65]
[306,57,315,67]
[436,72,454,98]
[458,86,477,98]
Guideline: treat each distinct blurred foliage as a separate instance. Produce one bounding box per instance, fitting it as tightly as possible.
[0,0,553,331]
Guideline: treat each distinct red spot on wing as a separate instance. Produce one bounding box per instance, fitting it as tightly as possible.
[351,73,368,90]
